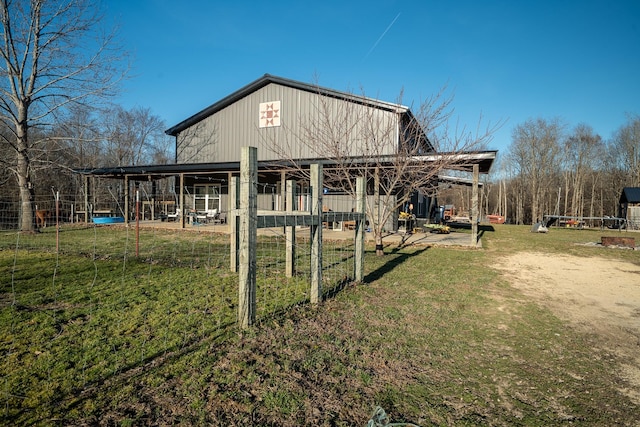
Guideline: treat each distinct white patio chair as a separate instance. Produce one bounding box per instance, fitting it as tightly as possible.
[167,208,181,221]
[206,209,218,223]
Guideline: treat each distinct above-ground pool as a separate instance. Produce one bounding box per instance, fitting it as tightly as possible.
[92,216,125,224]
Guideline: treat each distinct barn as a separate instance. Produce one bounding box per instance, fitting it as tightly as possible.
[75,74,496,232]
[619,187,640,230]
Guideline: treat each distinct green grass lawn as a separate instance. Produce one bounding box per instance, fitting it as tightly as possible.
[1,224,639,425]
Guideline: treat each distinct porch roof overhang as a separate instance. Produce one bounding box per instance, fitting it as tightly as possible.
[72,150,497,180]
[73,161,248,180]
[409,150,496,174]
[438,175,484,188]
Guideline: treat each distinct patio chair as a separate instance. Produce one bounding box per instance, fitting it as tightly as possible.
[167,208,181,222]
[214,211,226,224]
[194,211,208,224]
[206,209,218,223]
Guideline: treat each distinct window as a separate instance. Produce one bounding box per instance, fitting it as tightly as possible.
[193,184,220,212]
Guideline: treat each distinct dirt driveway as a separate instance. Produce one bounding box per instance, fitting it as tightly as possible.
[494,252,640,404]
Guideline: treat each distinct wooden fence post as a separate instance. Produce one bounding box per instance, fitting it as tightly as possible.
[355,176,366,282]
[230,175,239,272]
[238,147,257,328]
[285,179,296,278]
[310,164,322,304]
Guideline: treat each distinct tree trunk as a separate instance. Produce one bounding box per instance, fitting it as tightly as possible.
[563,174,570,216]
[589,178,596,224]
[502,180,508,220]
[17,121,36,232]
[531,190,539,224]
[374,167,384,256]
[375,233,384,257]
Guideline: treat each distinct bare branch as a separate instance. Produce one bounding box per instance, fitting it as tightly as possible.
[261,80,497,254]
[0,0,129,230]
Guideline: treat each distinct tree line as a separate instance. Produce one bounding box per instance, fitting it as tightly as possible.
[480,115,640,225]
[2,0,636,232]
[0,0,173,230]
[0,101,173,208]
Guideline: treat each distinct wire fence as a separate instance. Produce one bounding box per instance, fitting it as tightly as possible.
[0,189,359,423]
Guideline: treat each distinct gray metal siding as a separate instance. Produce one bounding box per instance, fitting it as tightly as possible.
[176,83,400,164]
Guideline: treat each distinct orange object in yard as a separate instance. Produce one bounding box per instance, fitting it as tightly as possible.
[486,214,505,224]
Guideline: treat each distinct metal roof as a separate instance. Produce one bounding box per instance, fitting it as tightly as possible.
[165,74,411,137]
[78,75,496,180]
[620,187,640,204]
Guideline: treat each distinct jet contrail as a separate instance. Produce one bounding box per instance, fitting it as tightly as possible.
[365,12,401,59]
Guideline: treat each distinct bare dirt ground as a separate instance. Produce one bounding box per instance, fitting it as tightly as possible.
[494,252,640,405]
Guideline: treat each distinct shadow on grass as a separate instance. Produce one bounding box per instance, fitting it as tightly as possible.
[323,275,355,300]
[57,320,237,421]
[447,222,496,233]
[446,223,496,245]
[322,238,431,298]
[364,246,430,283]
[3,319,237,424]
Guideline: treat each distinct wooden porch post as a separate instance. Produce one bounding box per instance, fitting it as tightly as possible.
[83,175,89,224]
[150,176,155,221]
[179,173,185,229]
[471,163,479,247]
[280,170,286,211]
[124,175,129,225]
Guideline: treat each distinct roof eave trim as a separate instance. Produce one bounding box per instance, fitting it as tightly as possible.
[165,74,409,136]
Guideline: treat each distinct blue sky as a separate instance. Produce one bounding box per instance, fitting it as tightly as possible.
[104,0,640,154]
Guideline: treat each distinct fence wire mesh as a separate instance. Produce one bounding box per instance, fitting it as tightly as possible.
[0,190,360,422]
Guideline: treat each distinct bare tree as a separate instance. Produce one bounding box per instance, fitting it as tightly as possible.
[601,142,629,215]
[495,114,640,225]
[507,118,563,224]
[0,0,127,231]
[100,105,171,167]
[610,114,640,187]
[58,103,101,168]
[265,85,498,255]
[563,124,604,218]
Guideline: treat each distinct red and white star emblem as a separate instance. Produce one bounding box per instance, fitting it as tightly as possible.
[259,101,281,128]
